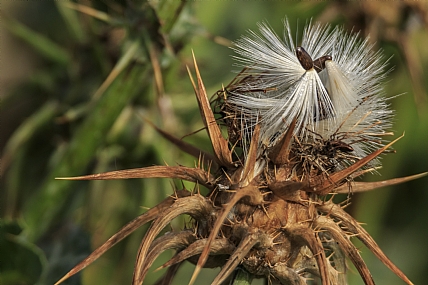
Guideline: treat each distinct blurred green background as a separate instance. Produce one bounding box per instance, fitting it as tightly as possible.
[1,1,428,285]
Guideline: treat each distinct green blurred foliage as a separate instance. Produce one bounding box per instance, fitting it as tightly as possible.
[1,1,428,285]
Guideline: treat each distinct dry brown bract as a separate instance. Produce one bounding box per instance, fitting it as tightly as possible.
[55,53,425,285]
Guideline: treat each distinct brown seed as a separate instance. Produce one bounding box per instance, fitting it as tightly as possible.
[296,46,313,70]
[313,55,332,73]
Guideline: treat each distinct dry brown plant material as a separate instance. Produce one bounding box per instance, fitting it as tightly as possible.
[55,52,426,285]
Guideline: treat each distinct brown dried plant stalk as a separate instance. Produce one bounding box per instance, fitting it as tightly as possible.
[55,53,426,285]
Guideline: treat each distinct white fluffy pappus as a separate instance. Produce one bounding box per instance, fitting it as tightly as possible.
[227,19,393,167]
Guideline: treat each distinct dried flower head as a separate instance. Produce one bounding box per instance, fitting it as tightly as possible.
[55,19,426,285]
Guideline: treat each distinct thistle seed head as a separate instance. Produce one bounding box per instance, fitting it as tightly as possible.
[55,18,424,285]
[224,19,393,171]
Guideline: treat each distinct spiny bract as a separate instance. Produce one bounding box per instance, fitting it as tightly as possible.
[56,20,424,285]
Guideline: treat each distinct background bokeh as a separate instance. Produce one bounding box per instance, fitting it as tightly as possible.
[1,1,428,285]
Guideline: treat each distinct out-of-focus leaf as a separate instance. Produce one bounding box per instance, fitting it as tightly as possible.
[0,221,47,285]
[92,40,141,100]
[1,101,59,176]
[23,65,150,242]
[59,2,113,24]
[55,2,86,43]
[2,14,70,65]
[38,224,91,285]
[155,0,187,34]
